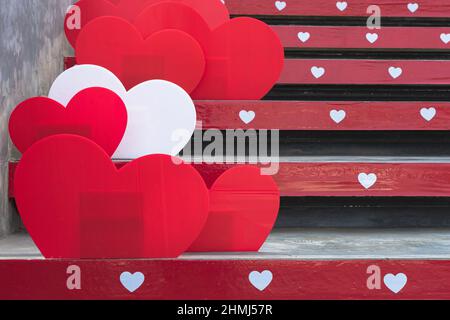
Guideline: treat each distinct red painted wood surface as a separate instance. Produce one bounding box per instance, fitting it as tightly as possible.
[65,57,450,84]
[226,0,450,18]
[196,101,449,130]
[64,57,76,70]
[273,26,450,49]
[0,260,448,299]
[10,162,450,198]
[280,59,450,84]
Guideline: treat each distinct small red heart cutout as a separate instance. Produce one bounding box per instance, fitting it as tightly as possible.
[14,135,210,259]
[65,0,229,47]
[9,87,127,156]
[134,2,284,100]
[189,166,280,252]
[75,16,206,92]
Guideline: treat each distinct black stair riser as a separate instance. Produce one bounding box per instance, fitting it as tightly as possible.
[185,131,450,157]
[277,196,450,228]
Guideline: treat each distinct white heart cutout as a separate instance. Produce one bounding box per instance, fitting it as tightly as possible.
[330,110,346,124]
[366,33,379,44]
[239,110,256,124]
[388,67,403,79]
[311,66,325,79]
[336,1,348,11]
[358,173,377,189]
[48,65,196,159]
[249,270,273,291]
[420,107,437,121]
[407,3,419,13]
[298,32,311,43]
[440,33,450,44]
[48,64,127,106]
[384,273,407,294]
[120,272,145,293]
[275,1,286,11]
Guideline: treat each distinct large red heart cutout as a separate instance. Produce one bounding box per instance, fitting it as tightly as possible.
[134,2,285,100]
[14,135,210,259]
[65,0,229,48]
[189,166,280,252]
[9,87,127,156]
[75,17,206,92]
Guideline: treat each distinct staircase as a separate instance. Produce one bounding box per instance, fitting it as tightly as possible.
[2,0,450,299]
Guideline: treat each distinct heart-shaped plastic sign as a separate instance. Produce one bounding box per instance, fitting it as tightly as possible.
[191,17,284,100]
[48,65,197,158]
[189,166,280,252]
[14,135,209,259]
[135,2,284,100]
[114,80,196,159]
[76,17,206,92]
[65,0,229,47]
[48,64,127,106]
[9,87,127,156]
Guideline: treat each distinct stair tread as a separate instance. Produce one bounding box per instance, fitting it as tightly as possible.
[13,156,450,163]
[2,228,450,260]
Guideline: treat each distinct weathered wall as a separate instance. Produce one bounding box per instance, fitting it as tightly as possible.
[0,0,73,237]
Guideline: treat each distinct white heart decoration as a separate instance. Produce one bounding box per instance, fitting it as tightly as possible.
[336,1,348,11]
[311,66,325,79]
[249,270,273,291]
[440,33,450,44]
[48,64,127,106]
[420,107,437,121]
[384,273,407,294]
[358,173,377,189]
[275,1,287,11]
[407,3,419,13]
[388,67,403,79]
[298,32,311,43]
[48,65,197,159]
[366,33,379,44]
[239,110,256,124]
[115,80,196,158]
[120,272,145,293]
[330,110,346,124]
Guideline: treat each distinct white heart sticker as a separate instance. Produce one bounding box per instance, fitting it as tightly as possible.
[298,32,311,43]
[239,110,256,124]
[330,110,346,124]
[311,66,325,79]
[388,67,403,79]
[48,65,196,159]
[275,1,287,11]
[420,107,437,121]
[120,272,145,293]
[440,33,450,44]
[366,33,379,44]
[384,273,407,294]
[358,173,377,189]
[407,3,419,13]
[336,1,348,11]
[249,271,273,291]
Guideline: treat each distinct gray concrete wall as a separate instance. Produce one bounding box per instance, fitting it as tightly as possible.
[0,0,73,237]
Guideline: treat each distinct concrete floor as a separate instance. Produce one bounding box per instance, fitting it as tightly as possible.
[1,228,450,260]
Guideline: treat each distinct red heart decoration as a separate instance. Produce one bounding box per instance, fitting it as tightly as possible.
[75,17,206,92]
[189,166,280,252]
[192,17,284,100]
[14,135,210,259]
[9,87,127,156]
[65,0,229,48]
[134,2,284,100]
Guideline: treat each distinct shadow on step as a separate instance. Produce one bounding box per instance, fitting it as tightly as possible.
[277,197,450,228]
